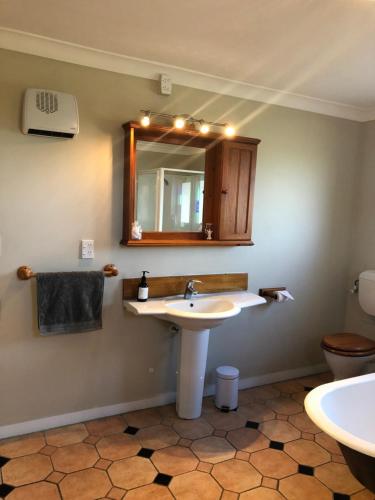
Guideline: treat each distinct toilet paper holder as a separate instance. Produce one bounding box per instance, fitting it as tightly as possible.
[259,287,287,301]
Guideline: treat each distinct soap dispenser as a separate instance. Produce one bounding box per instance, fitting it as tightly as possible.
[137,271,150,302]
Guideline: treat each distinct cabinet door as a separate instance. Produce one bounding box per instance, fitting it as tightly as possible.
[218,141,257,241]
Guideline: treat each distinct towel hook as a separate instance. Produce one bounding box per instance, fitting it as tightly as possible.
[17,264,118,280]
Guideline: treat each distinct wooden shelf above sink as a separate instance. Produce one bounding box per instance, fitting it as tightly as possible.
[123,273,248,300]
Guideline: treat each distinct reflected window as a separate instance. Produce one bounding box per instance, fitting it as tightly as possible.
[136,141,205,232]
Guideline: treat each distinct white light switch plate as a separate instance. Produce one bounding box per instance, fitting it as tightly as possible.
[160,73,172,95]
[81,239,94,259]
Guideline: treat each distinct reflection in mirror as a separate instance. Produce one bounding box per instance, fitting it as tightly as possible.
[136,140,205,232]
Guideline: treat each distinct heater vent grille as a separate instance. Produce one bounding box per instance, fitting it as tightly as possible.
[36,91,58,114]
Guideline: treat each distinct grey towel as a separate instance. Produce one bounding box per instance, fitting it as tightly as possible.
[36,271,104,335]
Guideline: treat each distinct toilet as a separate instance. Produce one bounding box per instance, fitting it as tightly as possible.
[321,271,375,380]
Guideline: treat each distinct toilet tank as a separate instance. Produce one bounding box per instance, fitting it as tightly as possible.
[359,271,375,315]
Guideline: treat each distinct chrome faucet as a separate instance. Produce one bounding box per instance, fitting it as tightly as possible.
[184,279,202,300]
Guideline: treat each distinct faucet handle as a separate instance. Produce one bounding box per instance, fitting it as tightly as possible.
[187,279,203,288]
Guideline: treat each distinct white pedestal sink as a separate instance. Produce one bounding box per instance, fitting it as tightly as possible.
[124,292,266,419]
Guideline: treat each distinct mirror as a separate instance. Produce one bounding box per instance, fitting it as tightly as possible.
[135,140,205,232]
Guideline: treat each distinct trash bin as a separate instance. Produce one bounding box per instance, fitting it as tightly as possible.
[215,365,239,411]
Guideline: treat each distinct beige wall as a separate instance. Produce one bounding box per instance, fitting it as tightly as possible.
[0,49,362,426]
[344,121,375,339]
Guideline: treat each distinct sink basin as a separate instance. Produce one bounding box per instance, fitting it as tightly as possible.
[124,291,266,419]
[164,298,241,330]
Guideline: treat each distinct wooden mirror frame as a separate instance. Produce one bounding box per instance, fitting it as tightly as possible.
[121,121,260,246]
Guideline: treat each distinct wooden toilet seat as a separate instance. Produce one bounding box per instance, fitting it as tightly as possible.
[321,333,375,357]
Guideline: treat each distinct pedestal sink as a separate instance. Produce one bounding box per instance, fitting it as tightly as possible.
[124,291,266,419]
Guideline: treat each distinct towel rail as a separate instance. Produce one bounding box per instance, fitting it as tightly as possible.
[17,264,118,280]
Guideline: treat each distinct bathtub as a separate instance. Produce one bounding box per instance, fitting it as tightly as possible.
[305,373,375,493]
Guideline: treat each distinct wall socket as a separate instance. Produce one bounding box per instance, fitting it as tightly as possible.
[81,239,94,259]
[160,74,172,95]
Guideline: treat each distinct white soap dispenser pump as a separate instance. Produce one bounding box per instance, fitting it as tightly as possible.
[137,271,150,302]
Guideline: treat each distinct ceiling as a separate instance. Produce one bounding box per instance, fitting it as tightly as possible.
[1,0,375,119]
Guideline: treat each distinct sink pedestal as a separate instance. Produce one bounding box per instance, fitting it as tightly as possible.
[124,291,267,420]
[176,328,210,419]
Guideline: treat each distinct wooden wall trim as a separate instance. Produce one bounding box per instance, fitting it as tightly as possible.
[123,273,248,300]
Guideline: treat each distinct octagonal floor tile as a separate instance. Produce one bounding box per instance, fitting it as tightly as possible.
[352,490,375,500]
[259,420,300,443]
[2,454,52,486]
[191,436,235,464]
[288,412,321,434]
[240,487,285,499]
[279,473,331,500]
[0,433,46,458]
[227,427,269,453]
[315,432,342,455]
[315,462,364,494]
[108,455,156,489]
[204,411,247,431]
[124,408,161,428]
[273,380,305,394]
[137,425,179,450]
[284,439,330,467]
[96,433,140,460]
[212,458,262,492]
[45,424,88,447]
[151,445,198,475]
[296,375,324,388]
[170,470,222,500]
[238,403,275,422]
[240,385,280,402]
[173,417,213,440]
[266,397,302,415]
[51,442,98,473]
[250,448,298,479]
[7,481,60,500]
[318,372,333,384]
[125,483,173,499]
[59,468,111,500]
[291,391,308,405]
[157,404,178,418]
[85,415,126,436]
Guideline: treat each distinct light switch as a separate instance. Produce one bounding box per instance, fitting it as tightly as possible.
[160,74,172,95]
[81,239,94,259]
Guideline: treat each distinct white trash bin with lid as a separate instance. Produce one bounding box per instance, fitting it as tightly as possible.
[215,365,239,411]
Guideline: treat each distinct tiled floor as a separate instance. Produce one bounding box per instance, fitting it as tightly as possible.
[0,372,373,499]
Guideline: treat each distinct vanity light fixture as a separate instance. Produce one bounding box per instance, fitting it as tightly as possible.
[224,125,235,137]
[140,111,151,127]
[174,116,186,129]
[199,121,210,134]
[140,110,236,137]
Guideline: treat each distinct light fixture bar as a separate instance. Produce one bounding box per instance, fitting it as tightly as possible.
[140,110,235,136]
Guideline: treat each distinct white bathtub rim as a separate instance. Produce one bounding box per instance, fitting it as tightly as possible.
[305,373,375,458]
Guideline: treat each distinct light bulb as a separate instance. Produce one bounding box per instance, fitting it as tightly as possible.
[224,125,235,137]
[141,114,150,127]
[200,122,210,134]
[174,117,185,129]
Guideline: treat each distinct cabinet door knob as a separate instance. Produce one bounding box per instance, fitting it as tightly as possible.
[221,189,228,194]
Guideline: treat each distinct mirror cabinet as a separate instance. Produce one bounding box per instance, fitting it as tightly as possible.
[121,121,260,246]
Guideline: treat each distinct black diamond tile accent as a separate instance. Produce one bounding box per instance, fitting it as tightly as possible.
[124,426,139,435]
[269,440,284,450]
[0,484,15,497]
[298,464,314,476]
[333,494,350,500]
[304,386,313,392]
[245,420,259,429]
[138,448,154,458]
[154,472,172,486]
[0,456,10,468]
